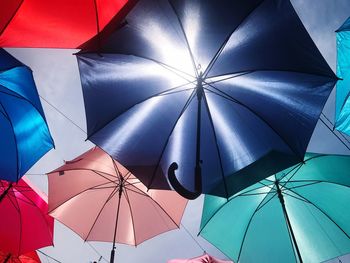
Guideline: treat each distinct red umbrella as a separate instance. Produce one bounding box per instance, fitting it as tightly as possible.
[0,0,137,48]
[168,253,233,263]
[47,147,187,263]
[0,178,54,257]
[0,250,41,263]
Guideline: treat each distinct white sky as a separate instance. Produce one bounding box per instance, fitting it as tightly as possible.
[5,0,350,262]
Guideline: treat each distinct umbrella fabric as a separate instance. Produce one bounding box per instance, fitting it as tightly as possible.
[200,153,350,263]
[78,0,336,198]
[47,147,187,250]
[0,0,136,48]
[168,253,233,263]
[0,177,54,257]
[335,17,350,135]
[0,49,54,182]
[0,251,41,263]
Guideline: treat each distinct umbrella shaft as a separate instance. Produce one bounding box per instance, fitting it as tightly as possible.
[275,182,303,263]
[110,190,122,263]
[195,81,203,191]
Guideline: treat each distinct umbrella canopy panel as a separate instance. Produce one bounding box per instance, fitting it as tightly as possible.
[0,250,41,263]
[47,147,187,246]
[200,154,350,263]
[78,0,336,198]
[0,178,54,257]
[0,49,54,182]
[335,17,350,136]
[0,0,131,48]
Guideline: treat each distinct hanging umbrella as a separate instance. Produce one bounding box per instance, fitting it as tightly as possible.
[77,0,337,199]
[0,49,54,182]
[0,0,138,48]
[0,177,54,257]
[168,253,233,263]
[0,250,41,263]
[47,147,187,263]
[335,17,350,136]
[200,153,350,263]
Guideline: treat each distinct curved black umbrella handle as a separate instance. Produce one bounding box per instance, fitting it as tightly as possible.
[168,162,201,200]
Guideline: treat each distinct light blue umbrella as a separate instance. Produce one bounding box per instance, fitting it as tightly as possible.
[335,17,350,135]
[200,154,350,263]
[0,49,54,181]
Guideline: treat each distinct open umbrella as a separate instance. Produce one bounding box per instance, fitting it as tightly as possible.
[47,147,187,263]
[0,49,54,182]
[77,0,336,199]
[168,253,233,263]
[200,153,350,263]
[0,177,54,258]
[0,251,41,263]
[335,17,350,136]
[0,0,137,48]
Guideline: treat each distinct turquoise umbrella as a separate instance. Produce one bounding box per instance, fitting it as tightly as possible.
[335,17,350,135]
[200,154,350,263]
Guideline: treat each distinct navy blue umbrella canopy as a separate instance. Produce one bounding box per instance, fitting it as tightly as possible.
[77,0,336,198]
[0,49,54,182]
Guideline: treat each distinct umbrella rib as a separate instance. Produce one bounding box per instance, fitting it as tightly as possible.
[0,78,47,118]
[203,0,265,78]
[86,81,195,140]
[48,180,116,213]
[147,89,197,188]
[287,179,350,189]
[280,154,328,185]
[286,187,350,240]
[205,68,336,83]
[115,52,195,82]
[0,101,20,181]
[9,186,23,256]
[84,187,118,242]
[11,186,54,245]
[278,163,303,183]
[237,189,277,262]
[167,0,199,77]
[201,91,229,198]
[122,189,137,246]
[204,71,255,85]
[52,168,116,183]
[283,181,321,190]
[125,183,180,228]
[234,184,273,197]
[0,0,24,36]
[204,85,303,160]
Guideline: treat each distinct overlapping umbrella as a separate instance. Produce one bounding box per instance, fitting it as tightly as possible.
[335,17,350,136]
[0,0,137,48]
[0,177,54,258]
[200,154,350,263]
[78,0,336,199]
[0,48,54,182]
[168,253,233,263]
[47,147,187,263]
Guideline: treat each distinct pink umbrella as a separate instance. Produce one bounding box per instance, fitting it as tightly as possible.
[47,147,188,263]
[168,253,233,263]
[0,178,54,258]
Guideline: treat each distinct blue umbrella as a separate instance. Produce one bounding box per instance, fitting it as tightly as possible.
[335,17,350,136]
[0,49,54,182]
[77,0,336,198]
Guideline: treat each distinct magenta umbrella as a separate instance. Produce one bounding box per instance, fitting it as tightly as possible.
[168,253,233,263]
[0,178,54,258]
[47,147,188,263]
